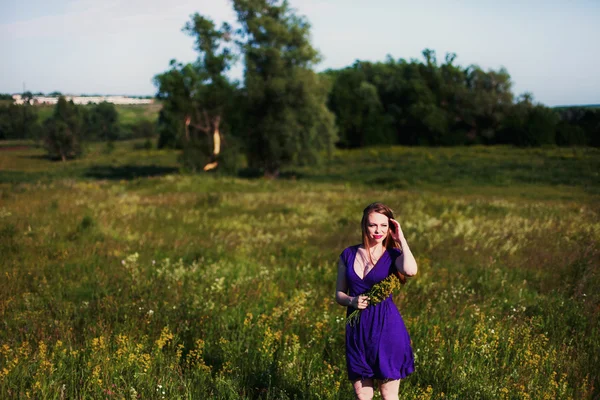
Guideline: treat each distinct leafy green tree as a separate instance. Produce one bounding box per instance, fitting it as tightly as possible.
[463,66,513,143]
[43,96,83,161]
[0,107,8,139]
[85,101,120,141]
[232,0,337,176]
[556,107,600,147]
[326,50,518,147]
[363,57,419,145]
[326,64,394,147]
[156,107,184,149]
[498,96,559,147]
[556,122,587,146]
[578,109,600,147]
[155,14,237,171]
[525,106,559,146]
[0,104,41,140]
[406,50,451,145]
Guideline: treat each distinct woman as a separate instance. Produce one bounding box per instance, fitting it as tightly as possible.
[335,202,418,400]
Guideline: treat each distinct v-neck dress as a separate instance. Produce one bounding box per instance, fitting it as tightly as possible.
[340,245,415,381]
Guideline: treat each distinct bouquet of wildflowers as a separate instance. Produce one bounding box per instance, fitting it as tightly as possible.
[346,272,403,326]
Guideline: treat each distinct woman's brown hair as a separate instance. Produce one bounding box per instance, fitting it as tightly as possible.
[361,202,406,284]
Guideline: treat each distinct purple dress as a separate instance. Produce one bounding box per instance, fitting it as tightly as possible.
[341,245,415,381]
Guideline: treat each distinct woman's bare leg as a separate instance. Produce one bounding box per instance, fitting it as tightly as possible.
[379,379,400,400]
[353,378,375,400]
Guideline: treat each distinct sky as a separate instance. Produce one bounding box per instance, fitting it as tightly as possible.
[1,0,598,107]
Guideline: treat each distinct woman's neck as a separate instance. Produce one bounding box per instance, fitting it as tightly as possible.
[366,242,384,254]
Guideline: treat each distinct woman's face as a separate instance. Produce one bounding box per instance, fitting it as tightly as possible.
[366,212,389,246]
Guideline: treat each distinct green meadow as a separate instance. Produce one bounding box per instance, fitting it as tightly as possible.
[0,142,599,399]
[34,103,161,126]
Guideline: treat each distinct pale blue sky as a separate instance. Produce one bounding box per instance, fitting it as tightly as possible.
[1,0,598,106]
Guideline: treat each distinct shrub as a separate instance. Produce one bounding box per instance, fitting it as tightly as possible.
[43,97,83,161]
[131,120,156,139]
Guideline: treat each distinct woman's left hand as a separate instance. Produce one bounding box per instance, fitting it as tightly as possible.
[390,219,405,242]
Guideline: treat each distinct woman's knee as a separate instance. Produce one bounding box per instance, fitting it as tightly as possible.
[353,379,374,400]
[380,379,400,400]
[355,391,374,400]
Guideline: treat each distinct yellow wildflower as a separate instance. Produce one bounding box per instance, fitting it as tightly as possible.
[347,273,403,325]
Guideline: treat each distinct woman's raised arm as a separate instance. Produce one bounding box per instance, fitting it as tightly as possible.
[391,219,418,277]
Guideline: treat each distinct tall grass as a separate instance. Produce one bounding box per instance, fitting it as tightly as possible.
[0,143,598,399]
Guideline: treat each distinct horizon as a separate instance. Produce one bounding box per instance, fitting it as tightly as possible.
[8,93,600,109]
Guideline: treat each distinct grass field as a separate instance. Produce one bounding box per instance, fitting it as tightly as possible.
[0,142,599,399]
[33,102,160,126]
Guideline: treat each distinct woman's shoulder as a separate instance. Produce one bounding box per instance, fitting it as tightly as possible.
[339,244,361,259]
[387,246,403,257]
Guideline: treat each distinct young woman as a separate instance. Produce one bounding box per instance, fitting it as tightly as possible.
[335,202,418,400]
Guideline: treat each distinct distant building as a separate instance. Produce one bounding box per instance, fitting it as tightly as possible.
[12,94,154,106]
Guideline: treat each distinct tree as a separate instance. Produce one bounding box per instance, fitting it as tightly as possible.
[556,107,600,147]
[556,122,587,146]
[462,66,513,143]
[43,96,83,161]
[155,13,237,171]
[325,50,520,146]
[498,95,559,147]
[326,64,394,147]
[85,101,120,141]
[233,0,337,176]
[0,103,41,140]
[579,109,600,147]
[156,106,185,149]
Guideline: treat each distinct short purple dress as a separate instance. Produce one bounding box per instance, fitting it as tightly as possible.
[340,245,415,381]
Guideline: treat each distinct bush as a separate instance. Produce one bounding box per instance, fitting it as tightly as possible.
[44,119,83,161]
[0,104,42,140]
[131,120,156,139]
[43,97,84,161]
[85,102,120,141]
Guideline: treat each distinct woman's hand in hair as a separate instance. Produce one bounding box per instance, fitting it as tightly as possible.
[390,219,405,242]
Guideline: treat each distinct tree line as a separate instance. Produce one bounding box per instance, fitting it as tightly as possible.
[2,0,599,170]
[325,53,599,148]
[152,0,598,176]
[0,97,156,159]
